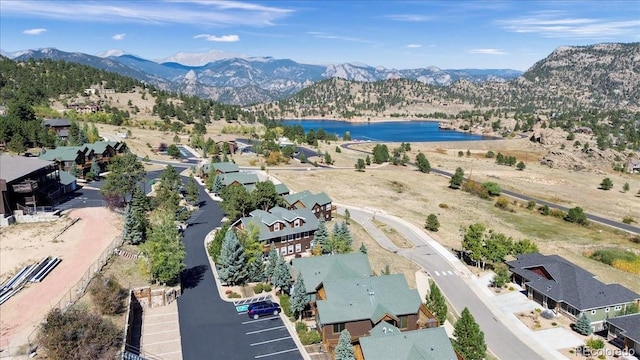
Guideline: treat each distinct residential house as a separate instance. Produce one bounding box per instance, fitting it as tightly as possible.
[86,141,117,172]
[284,190,334,221]
[507,253,640,331]
[201,161,239,179]
[220,173,259,192]
[0,155,65,218]
[274,183,290,196]
[627,159,640,174]
[216,140,238,154]
[291,253,373,318]
[315,274,432,353]
[43,118,72,139]
[358,322,459,360]
[233,206,319,256]
[607,313,640,355]
[39,146,92,177]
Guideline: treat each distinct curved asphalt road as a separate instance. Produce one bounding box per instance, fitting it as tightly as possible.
[341,142,640,234]
[344,206,550,360]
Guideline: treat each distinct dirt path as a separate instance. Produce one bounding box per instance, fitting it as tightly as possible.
[0,208,122,353]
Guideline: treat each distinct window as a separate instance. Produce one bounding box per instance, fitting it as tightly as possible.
[605,307,610,313]
[398,316,408,329]
[288,245,294,254]
[280,247,287,256]
[304,231,309,238]
[295,232,301,240]
[614,305,622,311]
[591,310,596,315]
[333,323,345,334]
[295,244,302,253]
[294,219,301,227]
[281,237,286,243]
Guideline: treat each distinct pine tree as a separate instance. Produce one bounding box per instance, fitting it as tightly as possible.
[359,242,367,254]
[425,282,448,325]
[186,174,199,204]
[453,307,486,360]
[247,258,264,282]
[123,201,144,245]
[315,219,330,254]
[291,273,308,320]
[335,329,355,360]
[449,167,465,189]
[574,313,592,335]
[424,213,440,232]
[218,231,249,286]
[213,175,224,194]
[264,248,279,282]
[123,203,134,242]
[90,158,101,178]
[272,257,292,294]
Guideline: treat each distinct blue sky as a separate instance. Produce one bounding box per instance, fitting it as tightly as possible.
[1,0,639,70]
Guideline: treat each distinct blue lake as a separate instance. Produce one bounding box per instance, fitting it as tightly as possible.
[283,119,492,142]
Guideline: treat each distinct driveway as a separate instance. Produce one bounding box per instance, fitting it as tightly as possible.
[177,182,303,359]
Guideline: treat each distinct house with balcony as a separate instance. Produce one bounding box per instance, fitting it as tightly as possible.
[507,253,640,331]
[357,322,459,360]
[0,154,67,219]
[291,253,373,318]
[315,273,435,354]
[607,313,640,355]
[220,173,259,192]
[39,146,92,177]
[43,118,72,139]
[233,206,319,256]
[284,190,334,221]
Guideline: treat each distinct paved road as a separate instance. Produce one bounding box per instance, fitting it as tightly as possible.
[177,183,302,359]
[342,142,640,235]
[344,206,550,360]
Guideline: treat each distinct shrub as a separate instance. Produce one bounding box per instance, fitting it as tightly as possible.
[438,203,449,209]
[549,209,565,219]
[622,216,635,224]
[462,180,490,199]
[482,182,502,196]
[299,329,321,345]
[296,322,308,333]
[585,337,605,350]
[262,283,272,292]
[495,196,510,210]
[551,322,557,326]
[589,248,639,266]
[279,293,293,317]
[485,150,495,158]
[526,200,536,210]
[539,204,550,215]
[227,292,241,298]
[38,307,121,359]
[631,235,640,244]
[89,275,127,316]
[253,283,264,294]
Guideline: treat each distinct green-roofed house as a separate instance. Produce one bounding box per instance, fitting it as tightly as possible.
[221,172,259,189]
[283,190,333,221]
[315,274,434,354]
[274,183,290,196]
[201,162,240,179]
[232,206,319,256]
[358,322,459,360]
[291,253,373,318]
[85,141,119,172]
[39,146,92,176]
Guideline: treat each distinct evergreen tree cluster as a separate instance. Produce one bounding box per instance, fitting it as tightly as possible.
[312,220,354,255]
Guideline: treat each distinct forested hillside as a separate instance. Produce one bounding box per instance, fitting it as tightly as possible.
[0,57,247,152]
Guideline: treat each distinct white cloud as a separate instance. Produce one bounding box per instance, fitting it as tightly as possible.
[406,44,422,48]
[112,33,126,40]
[498,11,640,39]
[468,48,507,55]
[194,34,240,42]
[386,14,432,22]
[0,1,292,26]
[22,28,47,35]
[306,31,374,44]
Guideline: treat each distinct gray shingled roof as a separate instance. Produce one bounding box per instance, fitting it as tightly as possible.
[235,206,318,242]
[283,190,313,205]
[360,323,457,360]
[316,274,421,325]
[221,172,258,186]
[507,253,640,311]
[291,253,373,294]
[43,118,71,127]
[607,314,640,343]
[212,162,239,174]
[274,183,290,195]
[39,146,85,162]
[0,155,55,183]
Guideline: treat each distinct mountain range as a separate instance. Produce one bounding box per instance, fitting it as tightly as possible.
[1,48,521,105]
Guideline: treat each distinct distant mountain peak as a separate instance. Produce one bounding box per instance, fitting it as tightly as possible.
[158,49,248,66]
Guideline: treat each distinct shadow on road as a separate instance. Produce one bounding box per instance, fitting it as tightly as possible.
[181,264,209,289]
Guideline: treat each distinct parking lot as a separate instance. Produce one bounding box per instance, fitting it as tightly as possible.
[239,313,301,359]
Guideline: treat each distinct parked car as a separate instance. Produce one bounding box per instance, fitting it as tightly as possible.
[247,301,281,320]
